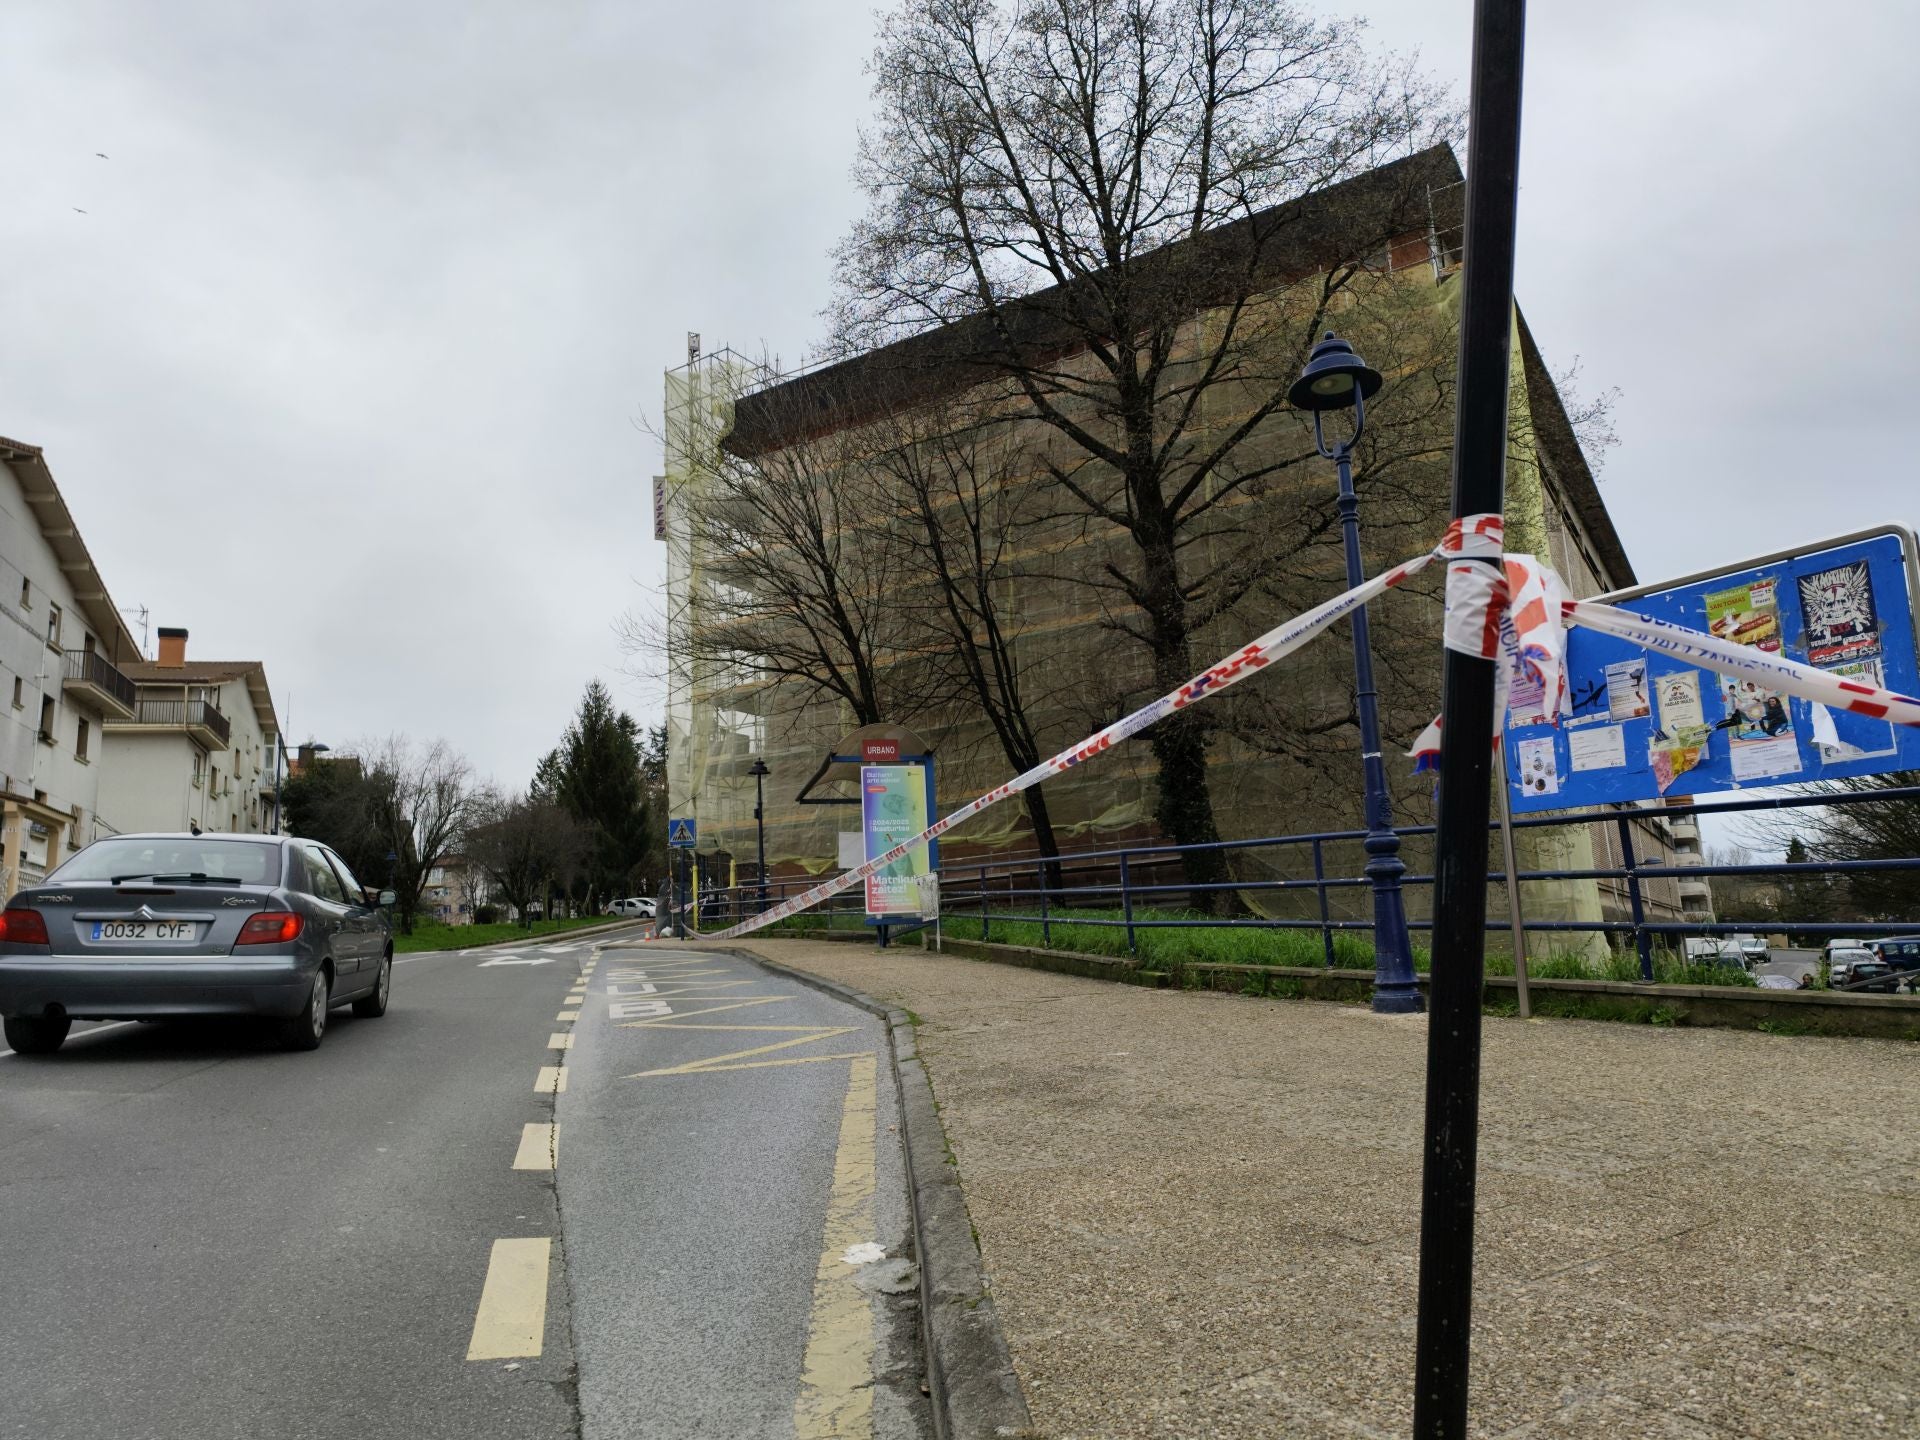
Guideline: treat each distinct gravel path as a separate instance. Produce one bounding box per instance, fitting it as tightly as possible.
[693,939,1918,1439]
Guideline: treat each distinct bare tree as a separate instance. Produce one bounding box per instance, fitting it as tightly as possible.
[827,0,1457,903]
[655,368,934,734]
[361,736,473,935]
[465,788,588,929]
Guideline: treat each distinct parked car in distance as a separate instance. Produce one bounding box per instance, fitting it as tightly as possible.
[0,833,394,1056]
[1827,946,1896,993]
[1866,936,1920,991]
[605,896,656,919]
[1726,932,1769,966]
[1684,937,1748,969]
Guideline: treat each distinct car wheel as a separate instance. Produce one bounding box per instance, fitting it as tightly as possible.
[353,953,392,1018]
[4,1013,71,1056]
[283,968,330,1051]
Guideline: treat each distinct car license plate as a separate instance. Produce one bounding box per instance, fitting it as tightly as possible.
[91,921,197,943]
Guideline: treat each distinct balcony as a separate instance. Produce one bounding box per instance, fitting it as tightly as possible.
[62,650,137,721]
[108,698,232,750]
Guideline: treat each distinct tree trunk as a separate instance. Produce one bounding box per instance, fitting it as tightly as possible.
[1023,783,1065,897]
[1137,516,1236,914]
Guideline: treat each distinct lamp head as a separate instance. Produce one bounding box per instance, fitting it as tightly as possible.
[747,758,770,778]
[1286,332,1383,412]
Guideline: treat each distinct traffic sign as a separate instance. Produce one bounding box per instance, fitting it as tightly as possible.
[667,817,697,849]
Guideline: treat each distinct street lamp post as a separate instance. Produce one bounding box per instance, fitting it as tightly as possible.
[747,758,770,916]
[1287,332,1423,1015]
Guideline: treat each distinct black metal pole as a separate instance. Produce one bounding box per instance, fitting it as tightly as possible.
[1412,3,1527,1438]
[754,771,768,915]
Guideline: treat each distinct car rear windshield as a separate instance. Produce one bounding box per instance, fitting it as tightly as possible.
[50,837,281,886]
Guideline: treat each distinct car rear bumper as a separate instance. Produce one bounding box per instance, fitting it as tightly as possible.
[0,955,315,1020]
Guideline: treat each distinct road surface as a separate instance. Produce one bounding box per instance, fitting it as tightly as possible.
[0,928,929,1440]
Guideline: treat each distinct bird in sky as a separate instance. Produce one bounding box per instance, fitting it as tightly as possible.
[73,207,87,214]
[95,152,109,159]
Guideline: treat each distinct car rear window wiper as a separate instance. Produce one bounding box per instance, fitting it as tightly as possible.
[111,872,243,885]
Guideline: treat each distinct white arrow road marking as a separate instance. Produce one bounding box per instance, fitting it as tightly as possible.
[479,957,555,967]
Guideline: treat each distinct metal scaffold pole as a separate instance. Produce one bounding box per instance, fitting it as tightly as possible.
[1412,1,1528,1437]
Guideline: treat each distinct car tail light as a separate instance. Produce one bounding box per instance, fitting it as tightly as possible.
[0,907,49,945]
[237,912,304,946]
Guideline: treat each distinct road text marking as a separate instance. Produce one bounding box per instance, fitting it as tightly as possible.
[466,1238,551,1361]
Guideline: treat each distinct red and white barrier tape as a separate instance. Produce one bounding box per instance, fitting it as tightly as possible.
[679,517,1920,944]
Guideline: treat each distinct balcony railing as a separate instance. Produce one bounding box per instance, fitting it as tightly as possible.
[123,698,232,749]
[62,649,137,719]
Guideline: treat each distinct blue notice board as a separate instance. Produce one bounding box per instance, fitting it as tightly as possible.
[1505,527,1920,813]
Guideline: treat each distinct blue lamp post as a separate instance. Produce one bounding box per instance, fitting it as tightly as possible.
[1286,331,1423,1015]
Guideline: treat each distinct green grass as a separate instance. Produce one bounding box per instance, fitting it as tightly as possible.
[914,906,1760,989]
[392,914,617,954]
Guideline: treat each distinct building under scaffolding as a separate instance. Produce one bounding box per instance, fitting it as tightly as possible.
[662,148,1691,947]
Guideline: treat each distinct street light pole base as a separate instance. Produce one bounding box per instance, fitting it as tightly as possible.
[1371,984,1426,1015]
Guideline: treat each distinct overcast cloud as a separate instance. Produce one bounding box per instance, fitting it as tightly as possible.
[4,1,1917,798]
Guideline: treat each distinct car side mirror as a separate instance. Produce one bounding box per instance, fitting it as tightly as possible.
[365,888,396,907]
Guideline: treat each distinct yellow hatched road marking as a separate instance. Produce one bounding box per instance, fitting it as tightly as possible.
[617,997,792,1026]
[466,1238,551,1360]
[512,1122,556,1171]
[793,1054,879,1437]
[626,1027,862,1077]
[536,1066,567,1093]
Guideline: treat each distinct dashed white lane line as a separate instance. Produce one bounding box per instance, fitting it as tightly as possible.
[0,1019,138,1057]
[535,1066,568,1094]
[556,1010,579,1023]
[547,1033,573,1051]
[466,1238,552,1360]
[512,1122,557,1171]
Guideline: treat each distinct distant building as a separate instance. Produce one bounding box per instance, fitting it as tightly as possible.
[0,436,145,895]
[425,855,491,925]
[97,628,281,837]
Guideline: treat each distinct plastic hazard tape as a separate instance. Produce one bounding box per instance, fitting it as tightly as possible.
[685,516,1920,944]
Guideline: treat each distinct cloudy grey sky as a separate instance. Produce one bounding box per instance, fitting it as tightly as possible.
[5,1,1918,795]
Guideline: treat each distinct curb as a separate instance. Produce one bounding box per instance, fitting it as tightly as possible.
[719,946,1035,1440]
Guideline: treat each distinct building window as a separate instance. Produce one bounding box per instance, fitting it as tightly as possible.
[10,677,20,709]
[69,807,84,849]
[75,718,89,761]
[18,578,29,610]
[192,752,204,786]
[38,695,55,743]
[46,604,62,650]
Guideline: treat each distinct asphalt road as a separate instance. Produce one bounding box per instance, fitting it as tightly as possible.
[559,943,928,1439]
[0,928,928,1440]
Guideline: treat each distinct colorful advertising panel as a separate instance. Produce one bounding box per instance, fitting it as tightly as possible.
[861,764,933,916]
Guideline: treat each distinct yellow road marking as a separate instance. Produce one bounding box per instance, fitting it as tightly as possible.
[512,1122,556,1171]
[794,1054,879,1437]
[556,1010,579,1022]
[536,1066,567,1093]
[466,1238,551,1360]
[616,996,791,1026]
[627,1027,861,1077]
[547,1033,573,1050]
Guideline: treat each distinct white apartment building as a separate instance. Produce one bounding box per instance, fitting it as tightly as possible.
[98,628,280,837]
[0,436,146,897]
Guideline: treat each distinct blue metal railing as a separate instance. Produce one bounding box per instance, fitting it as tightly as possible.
[692,785,1920,982]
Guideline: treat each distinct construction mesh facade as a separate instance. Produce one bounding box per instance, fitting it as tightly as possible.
[662,163,1687,944]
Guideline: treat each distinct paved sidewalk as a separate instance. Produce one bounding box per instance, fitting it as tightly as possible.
[687,938,1918,1439]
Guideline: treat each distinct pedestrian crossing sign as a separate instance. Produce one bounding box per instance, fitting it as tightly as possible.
[667,817,697,849]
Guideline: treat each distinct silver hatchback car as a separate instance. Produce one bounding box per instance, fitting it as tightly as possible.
[0,833,393,1055]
